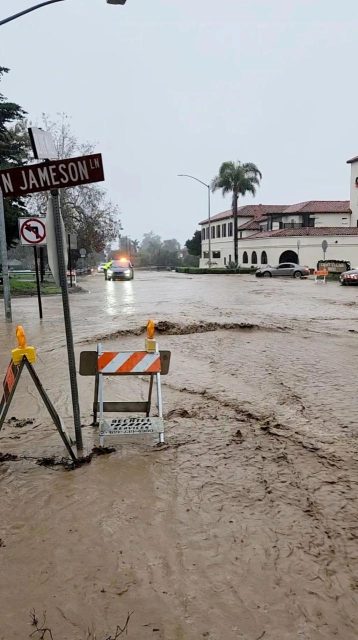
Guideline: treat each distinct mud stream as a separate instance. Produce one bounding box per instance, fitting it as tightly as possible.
[0,273,357,639]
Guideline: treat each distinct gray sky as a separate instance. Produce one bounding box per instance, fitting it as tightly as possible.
[1,0,358,244]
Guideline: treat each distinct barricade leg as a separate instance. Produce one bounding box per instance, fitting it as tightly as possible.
[98,372,105,447]
[146,375,154,417]
[0,360,23,430]
[156,372,164,444]
[24,360,77,461]
[92,372,99,426]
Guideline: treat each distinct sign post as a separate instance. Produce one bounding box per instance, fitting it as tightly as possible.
[18,217,47,320]
[0,151,105,452]
[51,189,83,449]
[322,239,328,260]
[33,246,43,320]
[0,190,11,322]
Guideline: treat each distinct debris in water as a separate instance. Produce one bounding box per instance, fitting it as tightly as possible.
[8,417,34,429]
[231,429,244,444]
[0,452,18,462]
[166,408,191,419]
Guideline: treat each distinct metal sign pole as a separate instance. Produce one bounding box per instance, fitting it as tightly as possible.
[0,190,12,322]
[51,189,83,451]
[33,246,43,319]
[68,234,73,288]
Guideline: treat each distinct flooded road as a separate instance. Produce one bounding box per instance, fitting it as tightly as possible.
[0,272,357,639]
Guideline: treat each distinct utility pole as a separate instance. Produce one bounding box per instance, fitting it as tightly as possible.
[0,190,12,322]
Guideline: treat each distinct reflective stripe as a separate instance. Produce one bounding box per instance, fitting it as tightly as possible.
[99,352,131,373]
[131,353,160,373]
[98,351,161,374]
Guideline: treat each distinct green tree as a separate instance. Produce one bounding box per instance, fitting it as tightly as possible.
[211,161,262,264]
[0,67,29,247]
[185,230,201,256]
[137,232,181,267]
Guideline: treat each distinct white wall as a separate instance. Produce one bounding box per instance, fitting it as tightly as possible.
[314,212,351,227]
[200,237,234,267]
[349,160,358,227]
[239,236,358,269]
[201,234,358,269]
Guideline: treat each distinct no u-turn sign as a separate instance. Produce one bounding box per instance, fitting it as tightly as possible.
[18,217,47,246]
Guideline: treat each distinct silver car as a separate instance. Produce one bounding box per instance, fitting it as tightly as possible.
[255,262,310,278]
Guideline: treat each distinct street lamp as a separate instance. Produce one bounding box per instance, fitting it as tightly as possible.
[178,174,212,268]
[0,0,126,26]
[0,0,128,323]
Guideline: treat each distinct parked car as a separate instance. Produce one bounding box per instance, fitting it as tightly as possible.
[106,259,134,281]
[97,263,106,273]
[255,262,310,278]
[339,268,358,285]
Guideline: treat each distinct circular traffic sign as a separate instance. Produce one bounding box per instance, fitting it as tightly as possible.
[20,218,46,245]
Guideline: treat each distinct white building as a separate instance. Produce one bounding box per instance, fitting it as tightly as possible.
[199,157,358,269]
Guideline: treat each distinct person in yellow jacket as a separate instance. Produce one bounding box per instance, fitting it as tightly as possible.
[103,260,113,281]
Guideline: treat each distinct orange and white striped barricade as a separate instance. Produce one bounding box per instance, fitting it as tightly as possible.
[79,336,171,446]
[314,269,328,284]
[0,326,77,462]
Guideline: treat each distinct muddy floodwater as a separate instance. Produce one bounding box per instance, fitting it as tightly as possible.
[0,272,357,639]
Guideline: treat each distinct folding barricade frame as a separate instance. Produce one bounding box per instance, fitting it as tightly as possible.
[0,356,77,462]
[79,346,171,446]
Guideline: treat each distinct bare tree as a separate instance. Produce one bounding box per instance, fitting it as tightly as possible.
[24,113,121,253]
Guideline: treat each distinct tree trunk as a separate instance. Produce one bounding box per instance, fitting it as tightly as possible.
[233,192,239,265]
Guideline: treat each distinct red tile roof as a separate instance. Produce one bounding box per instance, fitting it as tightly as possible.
[237,219,261,231]
[282,201,350,214]
[199,204,287,225]
[199,201,350,225]
[243,227,358,240]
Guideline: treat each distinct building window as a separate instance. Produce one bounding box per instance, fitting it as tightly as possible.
[202,228,206,240]
[252,251,257,265]
[211,226,215,239]
[261,251,268,264]
[228,222,233,236]
[222,223,227,237]
[224,257,227,265]
[213,251,221,259]
[243,251,248,264]
[216,225,221,238]
[203,251,209,259]
[229,254,232,263]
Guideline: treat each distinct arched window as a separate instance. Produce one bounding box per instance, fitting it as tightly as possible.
[252,251,257,265]
[243,251,248,264]
[261,251,268,264]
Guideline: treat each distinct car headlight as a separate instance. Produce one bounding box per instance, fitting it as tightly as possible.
[108,270,113,275]
[124,269,131,275]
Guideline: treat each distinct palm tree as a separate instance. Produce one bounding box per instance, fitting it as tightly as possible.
[211,161,262,265]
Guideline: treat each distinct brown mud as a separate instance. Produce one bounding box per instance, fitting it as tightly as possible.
[0,273,357,639]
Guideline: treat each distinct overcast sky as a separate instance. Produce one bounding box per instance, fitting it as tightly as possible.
[1,0,358,244]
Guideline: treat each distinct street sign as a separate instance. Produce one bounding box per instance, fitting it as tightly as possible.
[0,153,104,199]
[28,127,57,161]
[322,240,328,252]
[18,217,47,246]
[46,196,68,287]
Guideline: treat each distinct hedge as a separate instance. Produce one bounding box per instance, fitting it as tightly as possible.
[175,267,257,275]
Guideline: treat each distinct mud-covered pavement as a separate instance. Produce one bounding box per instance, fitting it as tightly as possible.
[0,273,357,639]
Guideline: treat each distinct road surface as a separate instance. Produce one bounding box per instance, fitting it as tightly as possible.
[0,272,357,639]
